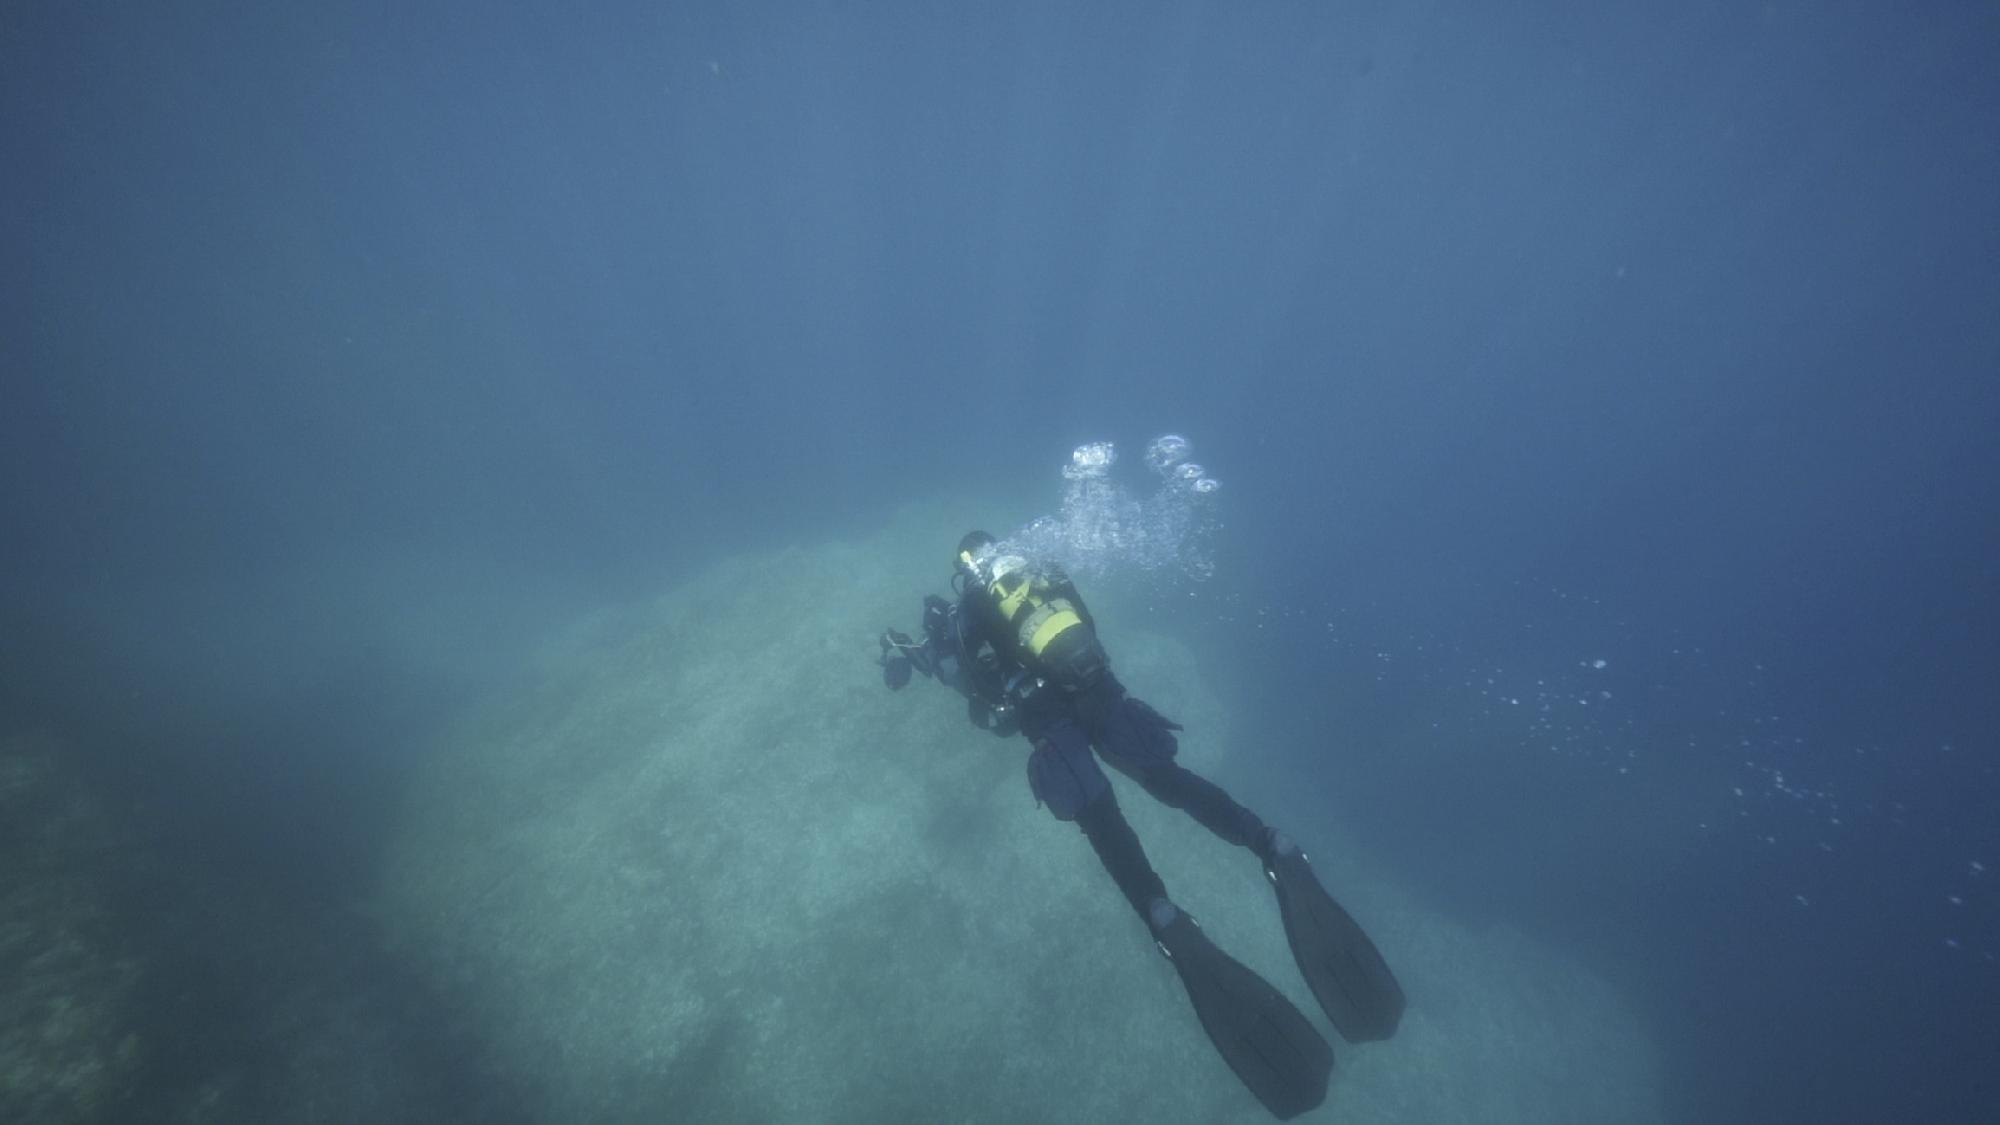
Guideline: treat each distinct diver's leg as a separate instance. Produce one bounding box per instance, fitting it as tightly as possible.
[1074,786,1169,922]
[1084,692,1271,853]
[1027,722,1167,921]
[1110,754,1270,854]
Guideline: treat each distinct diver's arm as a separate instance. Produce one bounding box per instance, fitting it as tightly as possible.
[965,653,1010,710]
[951,599,1023,734]
[953,594,1013,706]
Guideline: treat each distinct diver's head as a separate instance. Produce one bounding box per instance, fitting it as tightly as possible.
[955,530,997,583]
[956,530,1032,596]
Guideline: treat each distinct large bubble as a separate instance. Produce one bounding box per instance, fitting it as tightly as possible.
[1001,433,1223,584]
[1063,441,1116,481]
[1144,434,1190,475]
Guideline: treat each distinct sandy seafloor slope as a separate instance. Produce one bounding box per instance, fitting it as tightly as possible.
[378,504,1665,1124]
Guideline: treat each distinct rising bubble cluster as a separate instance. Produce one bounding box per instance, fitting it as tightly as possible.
[1003,433,1222,583]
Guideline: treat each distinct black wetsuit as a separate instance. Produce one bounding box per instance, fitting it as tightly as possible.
[955,570,1271,922]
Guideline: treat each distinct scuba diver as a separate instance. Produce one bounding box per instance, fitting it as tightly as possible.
[879,531,1405,1121]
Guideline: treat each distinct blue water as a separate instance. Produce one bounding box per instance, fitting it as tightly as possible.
[4,2,1996,1122]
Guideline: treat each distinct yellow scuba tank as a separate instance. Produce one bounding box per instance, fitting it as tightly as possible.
[977,553,1103,686]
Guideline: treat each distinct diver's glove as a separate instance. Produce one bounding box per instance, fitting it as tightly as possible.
[921,595,953,645]
[879,629,919,689]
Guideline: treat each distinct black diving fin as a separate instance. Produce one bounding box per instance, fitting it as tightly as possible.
[1263,837,1406,1043]
[1151,900,1333,1120]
